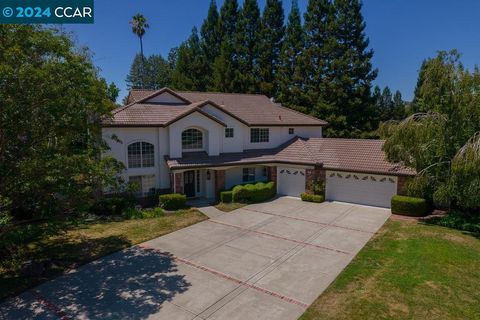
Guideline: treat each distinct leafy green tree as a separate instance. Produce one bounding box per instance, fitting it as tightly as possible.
[392,90,406,120]
[257,0,285,96]
[410,59,427,114]
[372,85,406,125]
[232,0,261,93]
[201,0,221,89]
[0,25,125,219]
[171,27,209,91]
[126,53,172,90]
[145,54,173,89]
[212,0,239,92]
[126,54,144,89]
[276,0,307,111]
[106,81,120,103]
[381,51,480,212]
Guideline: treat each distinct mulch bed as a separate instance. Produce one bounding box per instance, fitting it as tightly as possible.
[390,209,448,222]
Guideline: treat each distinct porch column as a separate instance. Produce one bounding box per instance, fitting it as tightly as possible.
[305,166,325,194]
[174,172,183,194]
[397,176,409,195]
[268,166,277,184]
[214,170,225,200]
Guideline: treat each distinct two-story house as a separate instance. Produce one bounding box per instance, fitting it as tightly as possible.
[102,87,414,208]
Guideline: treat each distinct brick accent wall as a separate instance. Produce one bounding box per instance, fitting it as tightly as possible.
[305,166,326,194]
[214,170,225,200]
[174,172,183,194]
[397,176,409,195]
[267,166,277,184]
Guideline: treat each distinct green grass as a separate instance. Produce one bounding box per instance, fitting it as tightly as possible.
[214,202,247,212]
[0,209,207,300]
[300,219,480,320]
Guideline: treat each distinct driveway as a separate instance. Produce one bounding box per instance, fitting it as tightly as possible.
[0,197,390,320]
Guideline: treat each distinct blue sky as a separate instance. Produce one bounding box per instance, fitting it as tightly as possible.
[65,0,480,102]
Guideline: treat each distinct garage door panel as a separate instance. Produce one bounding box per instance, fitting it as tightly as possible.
[277,167,305,197]
[326,171,397,208]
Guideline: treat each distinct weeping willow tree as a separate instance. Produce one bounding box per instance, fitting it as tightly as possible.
[380,51,480,213]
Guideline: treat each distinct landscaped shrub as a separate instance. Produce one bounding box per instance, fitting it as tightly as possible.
[91,196,136,216]
[159,193,187,210]
[425,210,480,233]
[301,193,325,203]
[122,208,144,219]
[123,207,164,219]
[220,191,233,203]
[312,180,325,196]
[231,181,276,203]
[391,195,429,216]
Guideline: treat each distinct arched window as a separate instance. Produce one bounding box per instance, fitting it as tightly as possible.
[182,128,203,150]
[127,142,154,168]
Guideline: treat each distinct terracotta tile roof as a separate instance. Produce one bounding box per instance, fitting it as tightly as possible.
[165,137,415,176]
[302,138,415,175]
[127,89,154,104]
[178,91,326,126]
[104,100,227,127]
[116,88,327,127]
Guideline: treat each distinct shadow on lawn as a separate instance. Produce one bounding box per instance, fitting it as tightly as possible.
[0,246,190,319]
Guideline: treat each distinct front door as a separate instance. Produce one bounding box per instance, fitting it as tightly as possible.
[184,170,195,197]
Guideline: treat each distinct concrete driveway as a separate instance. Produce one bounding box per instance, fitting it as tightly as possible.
[0,197,390,320]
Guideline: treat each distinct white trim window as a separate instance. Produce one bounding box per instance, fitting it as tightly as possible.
[225,127,234,138]
[182,128,203,150]
[250,128,269,143]
[128,142,154,168]
[129,175,156,196]
[243,168,255,182]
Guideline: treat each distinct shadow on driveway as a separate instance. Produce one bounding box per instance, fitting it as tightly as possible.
[1,247,191,319]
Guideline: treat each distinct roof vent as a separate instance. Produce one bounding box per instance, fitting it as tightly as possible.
[278,115,282,121]
[270,97,275,102]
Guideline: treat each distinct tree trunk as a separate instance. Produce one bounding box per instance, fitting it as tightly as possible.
[140,36,145,88]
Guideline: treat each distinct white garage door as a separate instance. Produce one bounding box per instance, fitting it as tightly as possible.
[277,167,306,197]
[326,171,397,208]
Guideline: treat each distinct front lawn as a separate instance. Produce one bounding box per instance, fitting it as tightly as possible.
[0,209,207,300]
[214,202,247,212]
[301,219,480,320]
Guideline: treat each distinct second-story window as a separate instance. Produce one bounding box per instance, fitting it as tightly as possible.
[289,128,294,135]
[182,128,203,150]
[225,127,234,138]
[128,142,154,168]
[250,128,269,143]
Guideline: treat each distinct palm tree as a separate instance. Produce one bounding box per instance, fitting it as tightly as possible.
[130,14,150,87]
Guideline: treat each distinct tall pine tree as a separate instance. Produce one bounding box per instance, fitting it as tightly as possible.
[329,0,377,136]
[200,0,221,90]
[171,27,208,91]
[300,0,334,115]
[301,0,377,137]
[276,0,306,110]
[126,54,172,89]
[212,0,239,92]
[257,0,285,97]
[232,0,261,93]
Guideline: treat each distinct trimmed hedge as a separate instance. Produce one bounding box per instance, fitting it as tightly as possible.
[231,181,276,203]
[220,191,233,203]
[391,195,429,216]
[91,196,135,216]
[159,193,186,210]
[301,193,325,203]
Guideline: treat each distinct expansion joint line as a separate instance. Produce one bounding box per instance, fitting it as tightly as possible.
[208,219,350,255]
[137,244,309,309]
